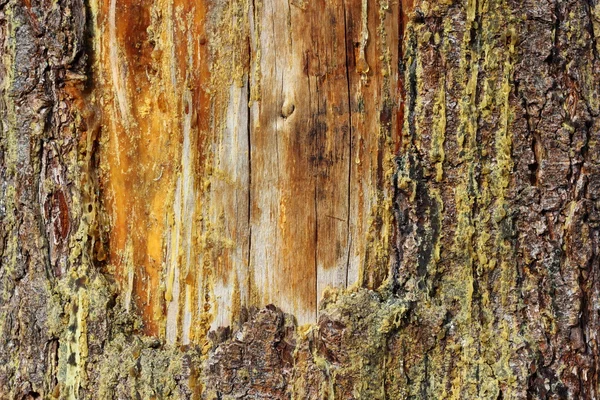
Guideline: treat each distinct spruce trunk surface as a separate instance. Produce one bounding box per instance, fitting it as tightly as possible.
[1,0,600,398]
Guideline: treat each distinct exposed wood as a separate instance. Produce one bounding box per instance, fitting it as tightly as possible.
[91,0,398,338]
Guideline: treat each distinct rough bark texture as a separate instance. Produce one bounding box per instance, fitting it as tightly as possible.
[1,0,600,398]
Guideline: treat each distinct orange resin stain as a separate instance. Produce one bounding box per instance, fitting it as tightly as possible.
[94,0,210,337]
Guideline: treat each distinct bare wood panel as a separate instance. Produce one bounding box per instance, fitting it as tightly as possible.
[247,0,399,325]
[248,0,338,325]
[93,0,213,340]
[93,0,398,339]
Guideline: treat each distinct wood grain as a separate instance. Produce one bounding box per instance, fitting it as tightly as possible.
[92,0,398,341]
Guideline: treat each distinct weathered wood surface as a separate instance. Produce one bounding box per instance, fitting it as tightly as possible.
[92,0,399,338]
[2,0,600,398]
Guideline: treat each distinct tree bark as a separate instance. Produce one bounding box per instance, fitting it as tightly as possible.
[1,0,600,398]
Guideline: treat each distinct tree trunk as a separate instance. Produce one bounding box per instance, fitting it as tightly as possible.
[1,0,600,398]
